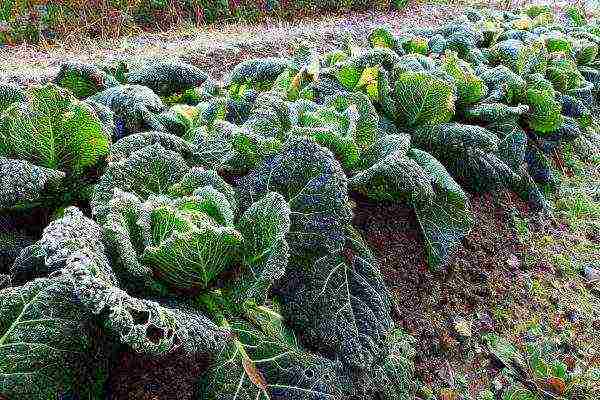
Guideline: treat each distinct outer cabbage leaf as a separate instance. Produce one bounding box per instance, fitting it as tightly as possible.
[495,129,550,211]
[0,274,108,400]
[349,135,473,269]
[0,229,36,276]
[411,123,520,193]
[326,91,379,151]
[393,71,455,128]
[290,126,360,171]
[545,32,573,53]
[89,84,166,138]
[85,99,118,140]
[349,142,434,203]
[354,329,416,400]
[574,40,598,66]
[197,303,352,400]
[445,30,478,58]
[441,51,488,106]
[229,128,283,174]
[10,204,107,285]
[2,207,229,398]
[559,94,592,128]
[533,116,582,154]
[0,82,25,113]
[68,251,228,357]
[107,130,194,163]
[243,91,293,140]
[463,103,529,124]
[54,61,119,98]
[490,39,547,75]
[369,26,398,50]
[293,92,379,171]
[272,66,318,102]
[231,192,291,305]
[393,53,436,74]
[226,57,291,92]
[0,84,109,175]
[332,48,401,94]
[237,137,352,254]
[275,227,394,370]
[401,36,429,55]
[565,5,586,27]
[525,87,564,134]
[125,61,208,96]
[546,55,585,92]
[409,149,474,268]
[479,65,527,104]
[155,104,199,137]
[40,207,228,355]
[188,121,237,169]
[0,157,65,210]
[428,34,447,55]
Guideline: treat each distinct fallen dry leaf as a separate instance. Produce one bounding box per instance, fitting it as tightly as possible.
[544,377,566,395]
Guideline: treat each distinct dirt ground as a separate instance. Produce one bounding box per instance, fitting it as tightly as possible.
[353,191,530,394]
[354,178,600,399]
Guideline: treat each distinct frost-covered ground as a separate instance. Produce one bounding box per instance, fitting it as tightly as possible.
[0,3,469,85]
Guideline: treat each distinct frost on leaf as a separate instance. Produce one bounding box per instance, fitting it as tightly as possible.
[0,82,25,113]
[197,303,352,400]
[237,137,353,254]
[0,157,65,210]
[125,61,208,96]
[90,84,166,137]
[275,228,394,370]
[0,274,108,400]
[0,83,109,175]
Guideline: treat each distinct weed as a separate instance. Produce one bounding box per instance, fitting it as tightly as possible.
[513,216,530,243]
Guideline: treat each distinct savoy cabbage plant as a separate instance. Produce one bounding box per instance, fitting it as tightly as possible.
[2,3,598,398]
[0,84,110,211]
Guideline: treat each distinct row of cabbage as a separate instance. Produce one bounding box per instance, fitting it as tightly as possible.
[0,3,599,399]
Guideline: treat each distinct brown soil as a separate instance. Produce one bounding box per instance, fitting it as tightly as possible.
[106,349,210,400]
[353,190,535,394]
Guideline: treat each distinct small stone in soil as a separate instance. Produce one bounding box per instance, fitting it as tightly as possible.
[478,312,495,332]
[453,317,473,338]
[583,265,600,282]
